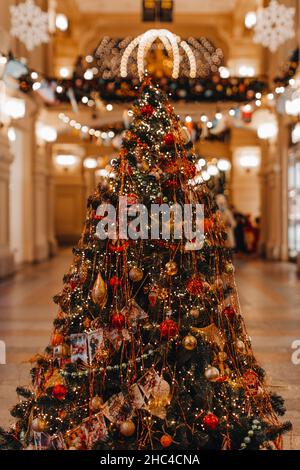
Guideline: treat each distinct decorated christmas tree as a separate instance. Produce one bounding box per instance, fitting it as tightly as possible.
[0,80,291,450]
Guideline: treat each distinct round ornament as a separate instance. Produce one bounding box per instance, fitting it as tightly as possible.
[141,104,154,117]
[203,413,219,430]
[129,267,143,282]
[182,335,197,350]
[180,126,191,144]
[120,420,135,437]
[52,384,67,400]
[160,319,179,339]
[163,132,176,146]
[189,308,200,318]
[160,434,173,447]
[32,417,47,432]
[187,277,204,295]
[91,395,103,411]
[109,276,122,288]
[224,262,235,274]
[236,339,246,352]
[222,306,236,321]
[111,312,126,329]
[204,365,220,381]
[165,261,178,276]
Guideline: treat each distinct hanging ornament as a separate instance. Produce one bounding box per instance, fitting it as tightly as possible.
[180,126,191,144]
[160,319,179,339]
[120,420,136,437]
[160,434,173,447]
[203,413,219,430]
[182,335,197,350]
[109,276,122,288]
[141,104,154,117]
[224,262,235,274]
[236,339,246,353]
[204,365,220,382]
[163,132,176,147]
[165,261,178,276]
[90,395,103,412]
[189,308,200,319]
[253,0,295,53]
[222,306,236,321]
[91,272,107,309]
[187,276,204,295]
[10,0,50,51]
[129,267,143,282]
[31,417,47,432]
[52,384,67,400]
[111,312,126,329]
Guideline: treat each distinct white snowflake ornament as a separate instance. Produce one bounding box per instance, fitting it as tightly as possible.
[10,0,49,51]
[253,0,295,53]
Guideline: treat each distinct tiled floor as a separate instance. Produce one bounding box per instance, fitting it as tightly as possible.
[0,250,299,449]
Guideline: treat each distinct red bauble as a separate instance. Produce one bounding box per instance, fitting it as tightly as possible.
[203,413,219,430]
[160,319,179,339]
[160,434,173,447]
[52,384,67,401]
[243,369,258,387]
[204,218,214,233]
[222,306,236,321]
[141,104,154,117]
[163,133,176,146]
[109,276,122,288]
[127,193,138,205]
[187,277,204,295]
[111,312,126,329]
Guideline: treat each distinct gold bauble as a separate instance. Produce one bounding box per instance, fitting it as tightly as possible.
[225,263,235,274]
[189,308,200,318]
[129,267,143,282]
[218,351,227,361]
[165,261,178,276]
[91,272,107,309]
[182,335,197,350]
[120,420,136,437]
[236,339,246,352]
[32,417,47,432]
[204,365,220,381]
[91,395,103,411]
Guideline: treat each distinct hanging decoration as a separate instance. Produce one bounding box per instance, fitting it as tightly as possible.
[253,0,295,53]
[10,0,50,51]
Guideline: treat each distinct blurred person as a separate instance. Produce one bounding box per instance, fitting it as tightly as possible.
[216,194,236,249]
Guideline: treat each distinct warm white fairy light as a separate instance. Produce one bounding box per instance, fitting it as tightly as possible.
[120,29,197,80]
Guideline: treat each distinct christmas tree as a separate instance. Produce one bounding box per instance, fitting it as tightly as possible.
[0,80,291,450]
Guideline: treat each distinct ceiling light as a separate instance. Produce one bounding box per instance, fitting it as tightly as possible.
[245,12,257,29]
[56,14,68,32]
[84,157,98,169]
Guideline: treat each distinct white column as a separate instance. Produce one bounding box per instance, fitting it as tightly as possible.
[0,134,15,279]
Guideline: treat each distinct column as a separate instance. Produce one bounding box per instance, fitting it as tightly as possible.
[0,134,15,279]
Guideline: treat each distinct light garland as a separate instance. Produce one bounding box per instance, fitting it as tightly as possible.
[120,29,197,80]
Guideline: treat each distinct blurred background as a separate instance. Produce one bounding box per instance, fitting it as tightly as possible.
[0,0,300,448]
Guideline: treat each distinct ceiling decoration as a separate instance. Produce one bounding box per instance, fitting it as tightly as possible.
[95,35,223,79]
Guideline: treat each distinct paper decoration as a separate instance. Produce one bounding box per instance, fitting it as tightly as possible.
[121,299,148,326]
[70,333,88,363]
[10,0,49,51]
[87,329,104,363]
[253,0,295,53]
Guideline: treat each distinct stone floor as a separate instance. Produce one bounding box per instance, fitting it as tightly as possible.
[0,250,299,449]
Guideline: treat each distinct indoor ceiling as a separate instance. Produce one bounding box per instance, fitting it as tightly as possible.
[73,0,237,15]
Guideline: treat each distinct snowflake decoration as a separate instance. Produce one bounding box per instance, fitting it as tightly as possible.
[10,0,49,51]
[253,0,295,53]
